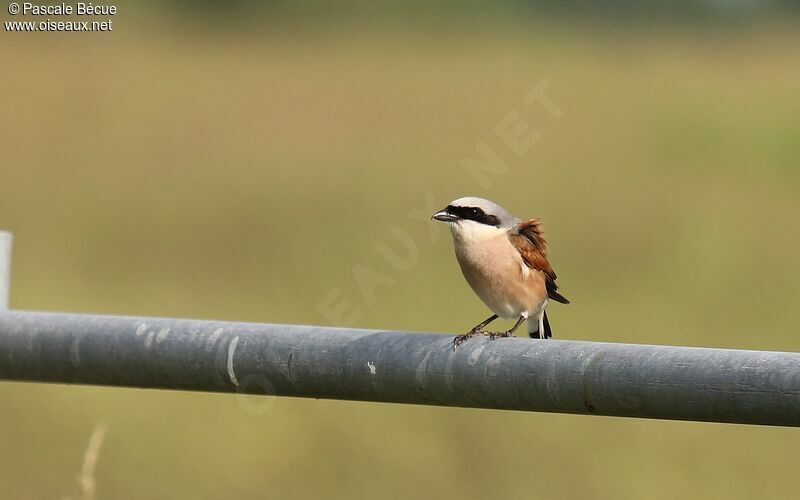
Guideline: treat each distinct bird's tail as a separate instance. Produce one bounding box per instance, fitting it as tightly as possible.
[528,312,552,339]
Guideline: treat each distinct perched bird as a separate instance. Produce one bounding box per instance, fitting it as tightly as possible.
[431,197,569,346]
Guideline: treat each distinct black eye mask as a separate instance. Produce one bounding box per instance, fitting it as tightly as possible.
[446,205,502,227]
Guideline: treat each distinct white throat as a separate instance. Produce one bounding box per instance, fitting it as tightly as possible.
[449,220,506,243]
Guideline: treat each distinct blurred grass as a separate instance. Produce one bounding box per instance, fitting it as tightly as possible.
[1,17,800,500]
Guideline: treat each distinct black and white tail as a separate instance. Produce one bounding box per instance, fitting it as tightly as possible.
[528,311,552,339]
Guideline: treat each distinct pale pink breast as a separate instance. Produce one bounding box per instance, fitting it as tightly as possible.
[454,234,548,318]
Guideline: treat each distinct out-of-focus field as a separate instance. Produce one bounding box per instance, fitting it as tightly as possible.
[1,18,800,500]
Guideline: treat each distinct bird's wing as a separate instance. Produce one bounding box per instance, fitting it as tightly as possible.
[508,218,570,304]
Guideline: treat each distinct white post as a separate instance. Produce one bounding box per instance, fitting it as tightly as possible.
[0,231,11,311]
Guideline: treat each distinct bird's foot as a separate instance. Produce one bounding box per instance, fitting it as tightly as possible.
[488,330,514,341]
[453,328,490,349]
[452,334,468,349]
[453,332,476,349]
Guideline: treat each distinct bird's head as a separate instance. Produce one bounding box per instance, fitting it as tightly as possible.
[431,197,517,240]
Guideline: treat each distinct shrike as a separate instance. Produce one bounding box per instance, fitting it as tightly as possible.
[432,197,569,346]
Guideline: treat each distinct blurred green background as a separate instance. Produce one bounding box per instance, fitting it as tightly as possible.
[2,2,800,499]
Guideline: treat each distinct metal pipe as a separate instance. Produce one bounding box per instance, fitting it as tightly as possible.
[0,232,11,311]
[0,311,798,426]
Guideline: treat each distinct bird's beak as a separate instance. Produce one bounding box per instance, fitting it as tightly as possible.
[431,209,458,222]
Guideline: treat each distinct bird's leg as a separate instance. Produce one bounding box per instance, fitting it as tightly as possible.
[468,314,499,334]
[488,315,526,340]
[453,314,498,348]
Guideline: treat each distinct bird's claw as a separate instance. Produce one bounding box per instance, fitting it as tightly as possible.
[452,328,485,349]
[452,333,473,349]
[453,329,513,349]
[487,331,513,340]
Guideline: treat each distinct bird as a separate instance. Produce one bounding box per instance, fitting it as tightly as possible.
[431,197,569,347]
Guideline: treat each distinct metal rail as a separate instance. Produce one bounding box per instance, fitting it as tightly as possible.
[1,230,798,427]
[0,310,798,427]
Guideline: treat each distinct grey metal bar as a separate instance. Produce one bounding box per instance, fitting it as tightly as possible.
[0,311,798,426]
[0,232,11,311]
